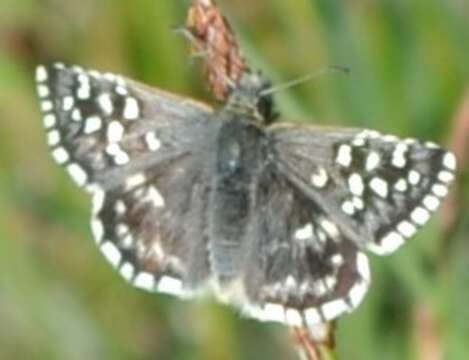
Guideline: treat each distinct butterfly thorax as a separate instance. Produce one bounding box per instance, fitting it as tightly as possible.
[224,71,276,125]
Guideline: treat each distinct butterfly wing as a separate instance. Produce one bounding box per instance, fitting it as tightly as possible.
[236,123,455,327]
[239,169,370,327]
[36,63,220,296]
[267,124,456,256]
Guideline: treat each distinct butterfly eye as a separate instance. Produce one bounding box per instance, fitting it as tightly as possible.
[256,92,276,123]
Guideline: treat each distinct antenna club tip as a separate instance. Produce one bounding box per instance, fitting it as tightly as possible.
[331,65,351,76]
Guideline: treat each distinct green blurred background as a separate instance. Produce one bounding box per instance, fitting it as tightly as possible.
[1,0,468,359]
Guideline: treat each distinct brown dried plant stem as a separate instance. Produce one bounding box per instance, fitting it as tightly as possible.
[186,0,248,101]
[439,89,469,262]
[291,323,336,360]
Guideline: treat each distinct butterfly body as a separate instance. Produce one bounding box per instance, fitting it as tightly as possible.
[36,63,456,328]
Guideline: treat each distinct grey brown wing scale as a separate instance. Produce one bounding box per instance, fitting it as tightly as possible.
[36,63,220,296]
[268,124,456,255]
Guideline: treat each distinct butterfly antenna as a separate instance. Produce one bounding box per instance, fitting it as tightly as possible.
[260,65,350,96]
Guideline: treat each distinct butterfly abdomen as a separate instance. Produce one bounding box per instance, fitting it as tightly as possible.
[209,114,267,281]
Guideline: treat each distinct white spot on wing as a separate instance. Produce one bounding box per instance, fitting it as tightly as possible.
[438,171,454,183]
[410,206,430,225]
[352,196,364,210]
[336,144,352,167]
[341,200,355,215]
[125,173,146,190]
[77,82,91,100]
[97,93,113,115]
[330,254,344,266]
[89,70,101,79]
[104,73,116,82]
[107,121,125,142]
[67,163,88,186]
[145,186,165,207]
[369,177,388,198]
[116,85,128,96]
[383,134,398,142]
[115,151,130,165]
[145,132,161,151]
[369,231,404,255]
[37,84,49,98]
[157,276,184,296]
[120,262,135,282]
[394,178,408,192]
[366,151,380,171]
[51,147,70,164]
[356,252,370,281]
[116,223,129,236]
[91,218,104,243]
[263,303,285,323]
[36,65,48,82]
[324,275,337,290]
[312,280,328,296]
[348,173,364,196]
[422,195,440,211]
[352,137,366,147]
[115,200,127,215]
[62,96,75,111]
[432,184,448,198]
[134,272,155,291]
[391,143,408,168]
[43,114,56,128]
[47,130,60,146]
[319,218,340,239]
[71,108,82,121]
[425,141,439,149]
[348,280,369,308]
[304,308,322,327]
[101,241,122,267]
[397,221,417,238]
[310,167,328,188]
[321,299,349,321]
[90,186,105,214]
[123,97,140,119]
[84,116,102,134]
[408,170,421,185]
[243,305,267,322]
[294,223,313,240]
[41,100,53,112]
[106,143,130,165]
[443,152,456,170]
[285,308,303,326]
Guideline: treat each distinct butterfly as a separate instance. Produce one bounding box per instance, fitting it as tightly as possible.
[35,62,456,328]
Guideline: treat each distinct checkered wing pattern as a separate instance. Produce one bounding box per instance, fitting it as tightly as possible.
[36,63,218,296]
[241,171,370,326]
[237,124,455,327]
[269,125,456,256]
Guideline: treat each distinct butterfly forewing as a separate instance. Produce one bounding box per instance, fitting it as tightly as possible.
[268,124,456,256]
[36,63,214,189]
[36,63,219,295]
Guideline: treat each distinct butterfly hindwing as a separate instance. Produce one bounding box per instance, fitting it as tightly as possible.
[91,155,214,297]
[36,63,219,296]
[240,169,370,327]
[268,124,456,255]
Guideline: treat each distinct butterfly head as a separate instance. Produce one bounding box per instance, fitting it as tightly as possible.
[225,71,276,124]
